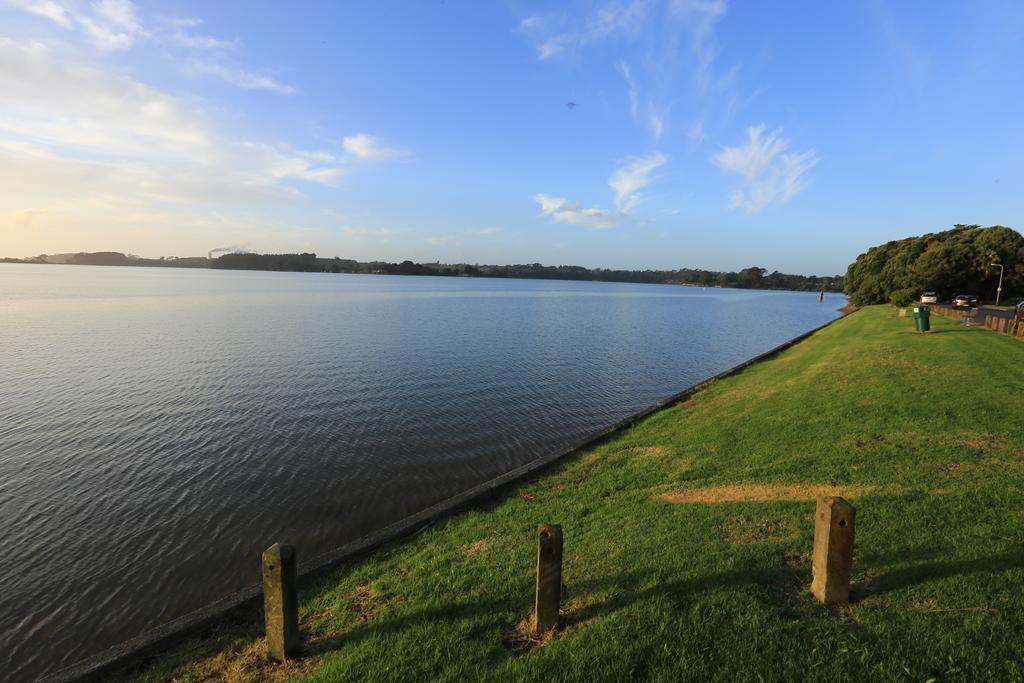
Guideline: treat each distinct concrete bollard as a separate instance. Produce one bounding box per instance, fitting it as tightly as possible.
[262,543,300,661]
[533,523,563,636]
[811,497,856,605]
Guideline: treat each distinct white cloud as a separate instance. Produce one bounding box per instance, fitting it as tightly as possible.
[426,235,452,245]
[342,133,411,161]
[687,119,707,142]
[2,0,146,49]
[77,0,146,51]
[184,61,295,94]
[534,194,614,230]
[0,40,341,208]
[158,15,203,28]
[472,226,503,235]
[713,125,819,212]
[648,113,664,140]
[608,152,667,212]
[670,0,728,89]
[520,0,650,60]
[519,15,544,31]
[618,61,639,116]
[3,0,71,26]
[3,0,292,95]
[167,32,237,50]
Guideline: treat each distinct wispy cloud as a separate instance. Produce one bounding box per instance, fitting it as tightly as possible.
[617,61,639,116]
[342,133,411,161]
[471,226,503,235]
[533,1,736,144]
[687,119,707,142]
[519,0,650,60]
[79,0,146,51]
[534,194,614,230]
[5,0,149,50]
[608,152,667,211]
[166,31,237,50]
[670,0,728,91]
[4,0,71,27]
[4,0,291,94]
[157,15,203,28]
[184,61,295,94]
[713,125,819,212]
[618,60,668,140]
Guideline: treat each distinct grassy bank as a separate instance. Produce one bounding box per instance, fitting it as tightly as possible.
[119,306,1024,681]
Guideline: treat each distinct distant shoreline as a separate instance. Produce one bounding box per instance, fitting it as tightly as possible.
[1,252,845,293]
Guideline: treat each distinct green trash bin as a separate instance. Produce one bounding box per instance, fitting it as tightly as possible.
[913,305,930,332]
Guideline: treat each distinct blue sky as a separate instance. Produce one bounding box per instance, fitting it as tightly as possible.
[1,1,1022,274]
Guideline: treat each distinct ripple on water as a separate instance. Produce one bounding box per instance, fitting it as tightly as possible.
[0,265,841,681]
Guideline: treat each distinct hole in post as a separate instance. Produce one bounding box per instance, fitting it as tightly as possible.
[838,520,847,528]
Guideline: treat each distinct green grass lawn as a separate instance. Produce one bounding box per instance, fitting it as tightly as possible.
[120,306,1024,682]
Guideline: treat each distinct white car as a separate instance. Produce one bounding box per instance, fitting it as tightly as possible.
[920,292,938,304]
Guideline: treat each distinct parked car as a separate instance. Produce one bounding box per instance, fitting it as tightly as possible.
[952,293,978,308]
[920,292,938,304]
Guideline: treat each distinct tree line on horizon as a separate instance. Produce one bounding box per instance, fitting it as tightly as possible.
[844,224,1023,306]
[7,250,844,292]
[199,252,846,291]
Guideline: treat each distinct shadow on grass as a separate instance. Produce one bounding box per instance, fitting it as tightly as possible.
[867,550,1024,594]
[306,548,1024,660]
[122,548,1024,678]
[298,559,824,663]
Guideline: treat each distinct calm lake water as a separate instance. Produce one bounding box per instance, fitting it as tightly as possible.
[0,264,842,680]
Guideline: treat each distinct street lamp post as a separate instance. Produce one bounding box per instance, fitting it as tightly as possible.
[991,262,1003,306]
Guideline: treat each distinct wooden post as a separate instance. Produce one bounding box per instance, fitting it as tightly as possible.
[533,523,563,636]
[811,497,856,605]
[262,543,299,661]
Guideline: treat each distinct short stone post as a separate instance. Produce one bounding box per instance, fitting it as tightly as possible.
[262,543,299,661]
[533,523,563,636]
[811,497,855,604]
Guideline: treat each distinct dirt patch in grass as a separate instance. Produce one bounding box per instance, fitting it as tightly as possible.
[348,584,380,623]
[943,433,1009,451]
[503,616,552,654]
[658,483,879,504]
[519,491,539,502]
[463,539,491,557]
[503,593,609,655]
[194,639,319,683]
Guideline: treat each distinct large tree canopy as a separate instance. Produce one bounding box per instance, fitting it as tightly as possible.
[844,225,1024,306]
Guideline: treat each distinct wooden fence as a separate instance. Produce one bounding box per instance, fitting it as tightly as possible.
[929,305,1023,339]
